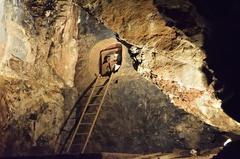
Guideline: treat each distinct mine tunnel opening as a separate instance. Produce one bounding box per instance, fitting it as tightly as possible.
[99,43,122,76]
[88,38,126,78]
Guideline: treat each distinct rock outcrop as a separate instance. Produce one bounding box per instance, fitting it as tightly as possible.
[78,0,240,133]
[0,0,78,155]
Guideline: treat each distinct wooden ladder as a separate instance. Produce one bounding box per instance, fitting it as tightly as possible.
[56,74,113,154]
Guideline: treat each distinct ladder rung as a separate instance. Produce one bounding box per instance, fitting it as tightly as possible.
[93,94,103,97]
[100,76,110,79]
[95,85,105,88]
[85,94,103,98]
[71,143,84,146]
[80,123,92,125]
[85,112,96,115]
[59,74,112,153]
[77,133,88,136]
[62,129,70,132]
[88,103,99,106]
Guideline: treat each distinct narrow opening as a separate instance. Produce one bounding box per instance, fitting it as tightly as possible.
[99,43,122,76]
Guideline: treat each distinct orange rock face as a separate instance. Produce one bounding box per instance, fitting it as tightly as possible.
[80,0,177,51]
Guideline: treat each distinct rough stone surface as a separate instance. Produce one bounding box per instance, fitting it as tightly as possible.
[70,11,225,154]
[47,1,79,87]
[87,73,224,153]
[78,0,240,133]
[0,0,77,156]
[0,0,239,157]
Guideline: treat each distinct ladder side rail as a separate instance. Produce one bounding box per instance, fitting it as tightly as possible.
[81,74,113,153]
[65,75,101,153]
[55,77,97,153]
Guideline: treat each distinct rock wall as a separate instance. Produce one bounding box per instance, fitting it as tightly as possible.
[88,73,224,153]
[70,9,225,154]
[0,0,6,66]
[0,0,79,156]
[0,0,6,43]
[0,0,239,157]
[78,0,240,133]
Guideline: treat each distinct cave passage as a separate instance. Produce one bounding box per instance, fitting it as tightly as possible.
[99,43,122,76]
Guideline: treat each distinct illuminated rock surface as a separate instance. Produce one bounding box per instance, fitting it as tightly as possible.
[78,0,240,133]
[0,0,239,157]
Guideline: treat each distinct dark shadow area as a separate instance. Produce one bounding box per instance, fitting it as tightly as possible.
[190,0,240,122]
[154,0,240,122]
[0,154,102,159]
[88,75,225,153]
[153,0,203,38]
[213,140,240,159]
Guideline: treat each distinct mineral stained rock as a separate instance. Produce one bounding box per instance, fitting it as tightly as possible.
[78,0,240,133]
[0,0,239,157]
[0,0,75,156]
